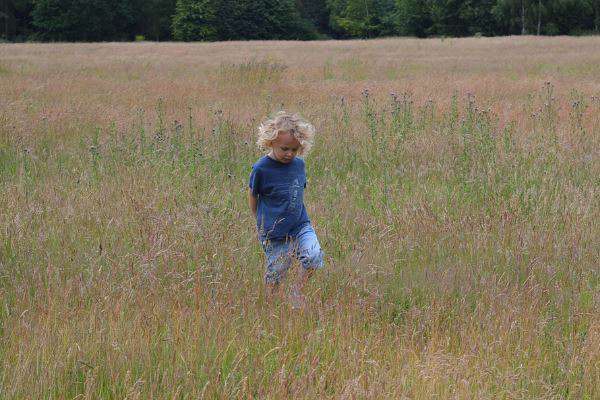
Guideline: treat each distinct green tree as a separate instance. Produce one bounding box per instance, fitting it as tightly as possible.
[427,0,467,36]
[32,0,135,41]
[458,0,499,36]
[133,0,176,40]
[173,0,315,41]
[219,0,315,40]
[327,0,395,38]
[172,0,217,41]
[297,0,330,33]
[214,0,265,40]
[492,0,527,34]
[492,0,595,36]
[1,0,17,40]
[546,0,594,35]
[395,0,432,37]
[3,0,35,40]
[590,0,600,31]
[263,0,317,39]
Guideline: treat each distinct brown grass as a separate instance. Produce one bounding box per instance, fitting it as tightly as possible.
[0,36,599,399]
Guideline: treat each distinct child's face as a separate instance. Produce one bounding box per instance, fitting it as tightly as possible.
[270,131,301,163]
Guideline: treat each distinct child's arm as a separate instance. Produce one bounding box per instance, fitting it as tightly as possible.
[248,189,258,217]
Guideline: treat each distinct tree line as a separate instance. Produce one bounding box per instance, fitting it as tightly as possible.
[1,0,599,42]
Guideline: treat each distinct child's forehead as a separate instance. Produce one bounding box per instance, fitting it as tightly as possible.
[274,131,301,147]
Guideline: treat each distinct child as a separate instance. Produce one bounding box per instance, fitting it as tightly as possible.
[248,111,324,307]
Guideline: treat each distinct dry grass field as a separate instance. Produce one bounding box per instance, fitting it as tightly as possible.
[0,36,599,399]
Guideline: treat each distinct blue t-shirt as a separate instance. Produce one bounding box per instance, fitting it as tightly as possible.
[249,155,310,240]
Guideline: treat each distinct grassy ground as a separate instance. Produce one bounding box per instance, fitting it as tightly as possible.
[0,36,599,399]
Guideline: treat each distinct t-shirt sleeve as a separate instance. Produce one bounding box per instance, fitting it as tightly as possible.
[249,167,261,197]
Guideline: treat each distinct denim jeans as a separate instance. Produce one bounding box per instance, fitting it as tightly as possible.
[261,223,324,284]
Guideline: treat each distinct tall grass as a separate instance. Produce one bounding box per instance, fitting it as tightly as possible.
[0,37,599,399]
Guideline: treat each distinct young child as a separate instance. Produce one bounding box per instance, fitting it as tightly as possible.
[248,111,324,307]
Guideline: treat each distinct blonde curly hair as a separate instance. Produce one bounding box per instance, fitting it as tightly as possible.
[257,111,315,156]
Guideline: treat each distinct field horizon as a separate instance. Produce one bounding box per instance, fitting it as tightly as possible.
[1,36,599,398]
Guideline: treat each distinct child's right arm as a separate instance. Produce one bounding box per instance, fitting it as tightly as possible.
[249,165,261,218]
[248,189,258,217]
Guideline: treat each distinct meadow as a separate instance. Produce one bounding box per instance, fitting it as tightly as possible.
[0,36,599,399]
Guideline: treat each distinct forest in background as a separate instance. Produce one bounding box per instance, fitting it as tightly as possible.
[1,0,599,42]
